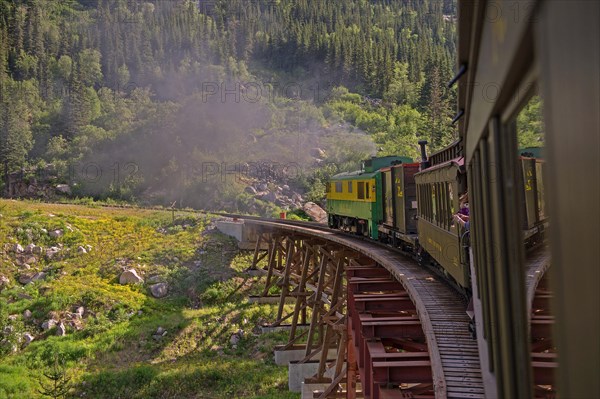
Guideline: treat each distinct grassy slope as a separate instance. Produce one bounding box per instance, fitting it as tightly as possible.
[0,200,297,399]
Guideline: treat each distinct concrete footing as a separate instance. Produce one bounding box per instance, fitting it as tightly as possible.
[301,381,332,399]
[274,344,339,366]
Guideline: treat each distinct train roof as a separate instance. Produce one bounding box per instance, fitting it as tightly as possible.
[415,157,465,176]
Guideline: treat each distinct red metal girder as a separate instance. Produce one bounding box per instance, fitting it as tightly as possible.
[531,352,558,362]
[355,296,416,312]
[531,317,554,339]
[347,267,391,279]
[378,386,435,399]
[361,319,424,340]
[531,339,554,352]
[532,361,557,386]
[532,294,552,311]
[383,338,428,352]
[372,360,433,384]
[349,279,404,293]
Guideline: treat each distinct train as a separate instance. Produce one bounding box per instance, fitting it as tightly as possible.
[326,140,547,295]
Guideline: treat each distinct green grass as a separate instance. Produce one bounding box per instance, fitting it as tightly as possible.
[0,200,299,399]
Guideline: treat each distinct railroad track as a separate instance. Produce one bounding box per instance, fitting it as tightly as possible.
[238,217,485,398]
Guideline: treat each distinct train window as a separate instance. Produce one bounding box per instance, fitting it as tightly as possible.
[366,183,370,199]
[335,182,343,193]
[357,182,365,199]
[348,181,353,193]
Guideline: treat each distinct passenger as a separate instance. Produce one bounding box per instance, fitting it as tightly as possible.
[453,192,470,230]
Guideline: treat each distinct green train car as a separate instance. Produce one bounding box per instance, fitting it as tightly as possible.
[326,156,413,240]
[378,162,420,247]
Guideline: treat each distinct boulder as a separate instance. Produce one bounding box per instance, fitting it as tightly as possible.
[75,306,85,318]
[41,319,57,331]
[24,243,36,254]
[55,184,71,195]
[19,274,34,285]
[303,202,328,224]
[23,332,34,347]
[49,229,63,238]
[85,245,93,252]
[12,243,24,254]
[149,283,168,298]
[258,183,268,191]
[24,256,37,264]
[46,247,61,259]
[56,322,66,336]
[119,269,144,285]
[244,186,258,195]
[0,275,9,290]
[23,309,32,319]
[156,326,167,336]
[31,272,47,282]
[32,245,43,255]
[77,246,87,254]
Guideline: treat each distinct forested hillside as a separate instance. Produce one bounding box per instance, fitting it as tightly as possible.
[0,0,458,209]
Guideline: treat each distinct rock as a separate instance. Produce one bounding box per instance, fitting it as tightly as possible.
[23,309,32,319]
[56,322,66,336]
[24,256,37,264]
[85,245,93,252]
[282,184,290,191]
[20,264,31,270]
[147,275,163,284]
[19,274,34,285]
[49,229,63,238]
[31,272,47,282]
[258,183,268,191]
[77,246,87,254]
[152,334,163,341]
[12,243,24,254]
[41,319,57,331]
[65,225,74,233]
[244,186,258,195]
[230,334,240,346]
[149,283,168,298]
[55,184,71,195]
[119,269,144,285]
[137,310,143,316]
[75,306,85,318]
[258,191,277,203]
[23,332,34,346]
[46,247,60,259]
[156,326,167,336]
[25,243,36,254]
[303,202,328,224]
[0,275,9,290]
[32,245,43,255]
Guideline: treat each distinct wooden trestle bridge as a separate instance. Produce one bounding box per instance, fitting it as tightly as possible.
[229,218,552,399]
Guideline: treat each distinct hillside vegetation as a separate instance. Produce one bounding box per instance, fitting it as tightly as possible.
[0,0,457,209]
[0,199,297,398]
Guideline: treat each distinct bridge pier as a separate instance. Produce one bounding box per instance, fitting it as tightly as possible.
[245,224,438,398]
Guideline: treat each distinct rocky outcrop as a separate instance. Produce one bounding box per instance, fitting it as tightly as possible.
[303,202,328,224]
[119,269,144,284]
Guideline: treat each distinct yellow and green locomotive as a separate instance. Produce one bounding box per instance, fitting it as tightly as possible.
[326,156,414,240]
